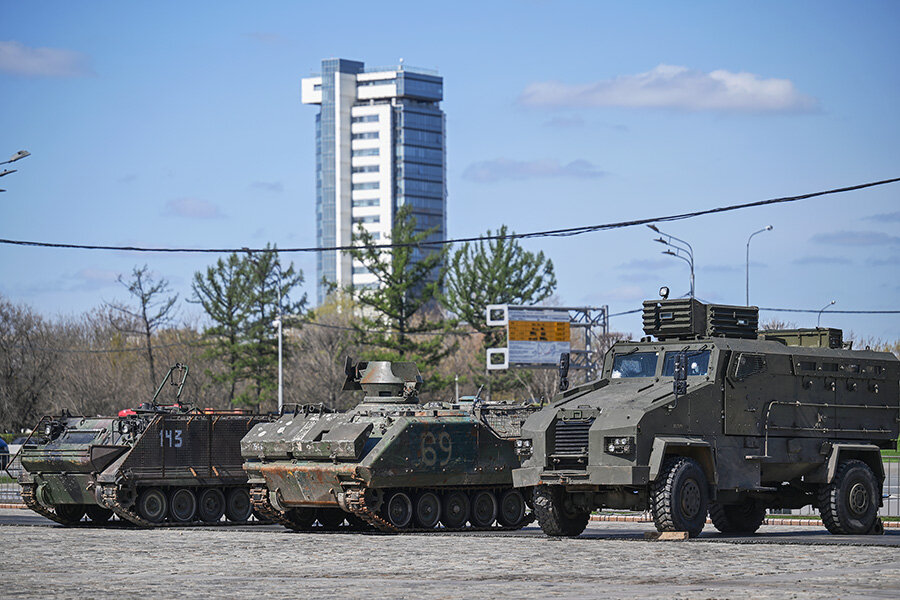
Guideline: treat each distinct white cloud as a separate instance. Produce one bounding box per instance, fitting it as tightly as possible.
[520,64,817,113]
[164,198,224,219]
[463,158,605,183]
[0,40,93,77]
[812,231,900,246]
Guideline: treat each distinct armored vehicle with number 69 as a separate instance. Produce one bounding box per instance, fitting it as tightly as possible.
[241,359,537,532]
[14,364,270,527]
[513,291,899,537]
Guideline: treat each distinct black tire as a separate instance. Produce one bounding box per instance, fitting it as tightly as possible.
[137,488,168,523]
[651,456,709,538]
[316,508,347,530]
[441,491,470,529]
[709,499,766,534]
[198,488,226,523]
[169,488,197,523]
[283,507,316,531]
[498,489,527,528]
[384,491,413,529]
[54,504,86,525]
[85,505,113,523]
[470,490,498,528]
[818,459,880,535]
[532,485,590,537]
[414,491,441,529]
[224,488,251,522]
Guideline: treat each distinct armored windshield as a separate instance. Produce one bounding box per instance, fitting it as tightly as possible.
[611,352,658,378]
[662,351,710,377]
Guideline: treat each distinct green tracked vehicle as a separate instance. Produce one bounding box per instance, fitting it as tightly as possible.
[241,359,538,533]
[513,293,899,537]
[13,364,270,527]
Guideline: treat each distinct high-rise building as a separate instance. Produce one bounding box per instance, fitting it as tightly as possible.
[301,58,447,305]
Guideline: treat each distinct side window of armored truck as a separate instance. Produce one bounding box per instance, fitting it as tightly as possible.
[662,350,710,377]
[611,352,658,378]
[731,353,767,381]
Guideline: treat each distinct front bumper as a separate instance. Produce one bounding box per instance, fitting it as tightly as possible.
[512,465,650,488]
[244,461,362,508]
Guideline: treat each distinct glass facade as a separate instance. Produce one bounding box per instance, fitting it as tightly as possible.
[309,59,445,303]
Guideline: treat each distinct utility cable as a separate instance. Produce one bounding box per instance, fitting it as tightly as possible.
[0,176,897,254]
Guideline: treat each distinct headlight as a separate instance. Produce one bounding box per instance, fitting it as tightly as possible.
[44,423,54,436]
[121,423,131,434]
[604,436,635,455]
[515,438,533,457]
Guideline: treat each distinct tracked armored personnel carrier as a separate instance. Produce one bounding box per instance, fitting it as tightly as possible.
[14,364,269,527]
[513,293,899,537]
[242,359,537,532]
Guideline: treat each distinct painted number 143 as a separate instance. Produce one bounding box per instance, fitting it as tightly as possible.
[160,428,183,448]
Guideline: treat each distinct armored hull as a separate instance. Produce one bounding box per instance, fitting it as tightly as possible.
[15,365,270,527]
[514,297,900,537]
[242,360,537,532]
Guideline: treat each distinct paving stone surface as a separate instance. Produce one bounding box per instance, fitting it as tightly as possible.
[2,511,899,599]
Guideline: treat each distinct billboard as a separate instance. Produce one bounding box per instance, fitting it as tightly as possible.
[486,305,570,368]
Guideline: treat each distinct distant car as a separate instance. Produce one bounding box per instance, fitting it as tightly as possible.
[0,438,8,469]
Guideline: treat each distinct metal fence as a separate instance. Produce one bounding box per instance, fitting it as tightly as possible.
[1,452,24,506]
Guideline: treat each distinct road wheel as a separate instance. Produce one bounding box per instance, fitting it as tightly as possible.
[283,507,316,531]
[441,491,470,529]
[651,456,709,538]
[54,504,85,525]
[137,488,167,523]
[198,488,226,523]
[498,489,527,528]
[316,508,347,530]
[224,488,251,522]
[709,499,766,534]
[532,485,590,537]
[414,491,441,529]
[384,491,413,529]
[85,505,113,523]
[169,488,197,523]
[470,490,498,528]
[818,459,880,534]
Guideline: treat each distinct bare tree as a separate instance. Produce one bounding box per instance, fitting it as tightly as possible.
[0,296,59,432]
[107,265,178,389]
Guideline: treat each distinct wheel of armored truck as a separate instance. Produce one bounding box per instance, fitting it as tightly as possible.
[169,488,197,523]
[85,505,113,524]
[414,491,441,529]
[532,485,590,537]
[440,491,470,529]
[198,488,226,523]
[498,489,527,528]
[709,499,766,534]
[224,488,252,522]
[384,491,414,529]
[651,456,709,538]
[470,491,498,528]
[137,488,168,523]
[316,508,348,530]
[54,504,86,525]
[817,459,880,535]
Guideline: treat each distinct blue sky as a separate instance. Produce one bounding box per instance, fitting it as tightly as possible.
[1,0,898,341]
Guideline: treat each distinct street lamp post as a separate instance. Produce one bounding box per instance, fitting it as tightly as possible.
[746,225,773,306]
[247,253,286,414]
[648,224,695,299]
[817,300,836,328]
[0,150,30,192]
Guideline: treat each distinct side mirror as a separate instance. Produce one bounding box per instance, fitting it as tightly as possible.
[558,353,570,392]
[673,351,687,397]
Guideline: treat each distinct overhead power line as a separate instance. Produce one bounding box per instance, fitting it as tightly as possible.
[0,176,897,254]
[758,307,900,314]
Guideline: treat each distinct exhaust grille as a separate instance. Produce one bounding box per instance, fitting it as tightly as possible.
[552,419,594,455]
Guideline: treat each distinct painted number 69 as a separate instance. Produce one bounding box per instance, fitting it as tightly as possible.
[421,431,452,467]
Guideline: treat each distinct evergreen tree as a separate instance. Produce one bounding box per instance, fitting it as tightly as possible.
[190,253,251,405]
[348,205,455,384]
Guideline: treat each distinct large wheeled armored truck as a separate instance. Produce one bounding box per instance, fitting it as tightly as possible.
[512,294,899,537]
[14,364,270,527]
[241,359,538,533]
